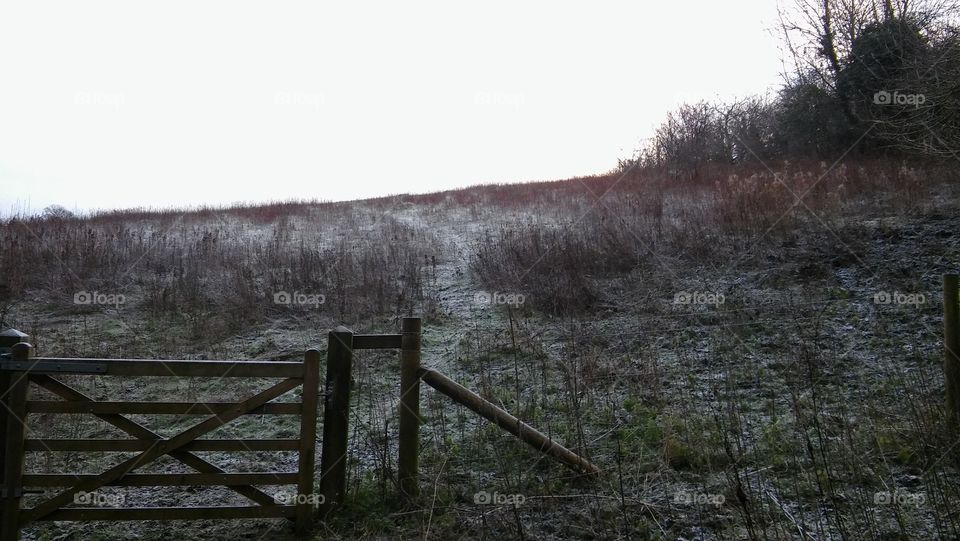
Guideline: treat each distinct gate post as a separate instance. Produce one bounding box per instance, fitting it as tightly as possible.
[319,327,353,518]
[398,317,421,500]
[0,327,29,486]
[945,274,960,424]
[1,342,32,541]
[296,349,321,535]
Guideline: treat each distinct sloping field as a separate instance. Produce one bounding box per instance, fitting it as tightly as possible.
[2,160,959,539]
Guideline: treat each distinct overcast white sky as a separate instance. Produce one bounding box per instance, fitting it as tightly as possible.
[0,1,784,215]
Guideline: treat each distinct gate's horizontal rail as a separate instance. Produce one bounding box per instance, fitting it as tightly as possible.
[26,401,301,415]
[24,377,303,523]
[35,505,297,522]
[27,374,285,509]
[352,334,402,349]
[25,439,300,452]
[3,358,304,378]
[23,472,299,487]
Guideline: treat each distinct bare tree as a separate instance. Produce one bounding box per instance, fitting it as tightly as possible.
[777,0,960,157]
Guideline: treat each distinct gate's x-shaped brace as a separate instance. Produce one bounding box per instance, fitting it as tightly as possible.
[23,374,301,523]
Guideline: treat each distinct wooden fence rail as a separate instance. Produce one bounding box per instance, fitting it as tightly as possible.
[418,368,600,475]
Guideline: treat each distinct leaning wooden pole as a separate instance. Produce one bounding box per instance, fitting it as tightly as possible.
[945,274,960,424]
[418,367,600,476]
[398,317,421,500]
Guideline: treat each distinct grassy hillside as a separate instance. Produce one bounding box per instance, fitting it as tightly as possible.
[2,158,959,539]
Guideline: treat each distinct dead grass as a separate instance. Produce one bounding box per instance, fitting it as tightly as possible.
[1,203,435,343]
[4,157,960,540]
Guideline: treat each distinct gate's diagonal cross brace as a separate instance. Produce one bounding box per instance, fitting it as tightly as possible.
[29,375,280,510]
[25,377,302,523]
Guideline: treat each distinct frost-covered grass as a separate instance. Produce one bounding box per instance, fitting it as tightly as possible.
[4,159,960,540]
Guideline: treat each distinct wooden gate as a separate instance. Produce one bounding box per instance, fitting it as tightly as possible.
[2,315,599,540]
[0,343,321,540]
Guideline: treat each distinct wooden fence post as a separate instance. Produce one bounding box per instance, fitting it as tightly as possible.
[319,327,353,518]
[0,357,9,540]
[945,275,960,424]
[296,349,321,535]
[398,317,421,500]
[1,342,32,541]
[0,364,8,508]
